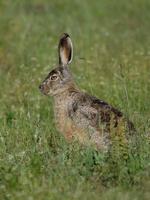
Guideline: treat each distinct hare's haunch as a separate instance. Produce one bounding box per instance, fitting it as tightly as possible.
[39,33,134,151]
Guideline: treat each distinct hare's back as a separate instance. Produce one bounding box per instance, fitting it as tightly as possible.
[90,96,122,124]
[89,95,134,131]
[69,91,134,131]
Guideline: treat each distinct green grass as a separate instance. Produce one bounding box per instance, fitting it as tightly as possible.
[0,0,150,199]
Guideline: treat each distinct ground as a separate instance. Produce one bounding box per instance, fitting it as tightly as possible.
[0,0,150,199]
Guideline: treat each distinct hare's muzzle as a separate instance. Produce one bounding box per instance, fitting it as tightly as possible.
[39,84,43,90]
[39,81,51,95]
[39,84,45,94]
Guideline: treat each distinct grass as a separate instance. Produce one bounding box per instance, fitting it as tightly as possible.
[0,0,150,199]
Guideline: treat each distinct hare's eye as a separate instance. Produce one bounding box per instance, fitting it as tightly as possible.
[51,75,58,81]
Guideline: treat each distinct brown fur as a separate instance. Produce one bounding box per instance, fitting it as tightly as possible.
[39,33,135,151]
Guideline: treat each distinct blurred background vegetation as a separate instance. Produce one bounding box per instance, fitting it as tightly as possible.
[0,0,150,199]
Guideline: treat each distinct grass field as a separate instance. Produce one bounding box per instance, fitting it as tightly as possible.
[0,0,150,199]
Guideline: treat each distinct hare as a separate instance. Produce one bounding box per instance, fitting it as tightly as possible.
[39,33,134,151]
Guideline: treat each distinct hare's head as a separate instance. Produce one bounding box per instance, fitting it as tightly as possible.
[39,33,74,96]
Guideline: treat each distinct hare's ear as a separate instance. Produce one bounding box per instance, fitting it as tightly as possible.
[58,33,73,66]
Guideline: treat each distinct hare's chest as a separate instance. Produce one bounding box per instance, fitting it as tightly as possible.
[54,99,75,139]
[54,101,89,144]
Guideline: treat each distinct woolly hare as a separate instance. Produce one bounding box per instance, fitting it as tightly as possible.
[39,33,134,151]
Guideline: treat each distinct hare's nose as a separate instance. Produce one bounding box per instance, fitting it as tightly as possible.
[39,84,43,91]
